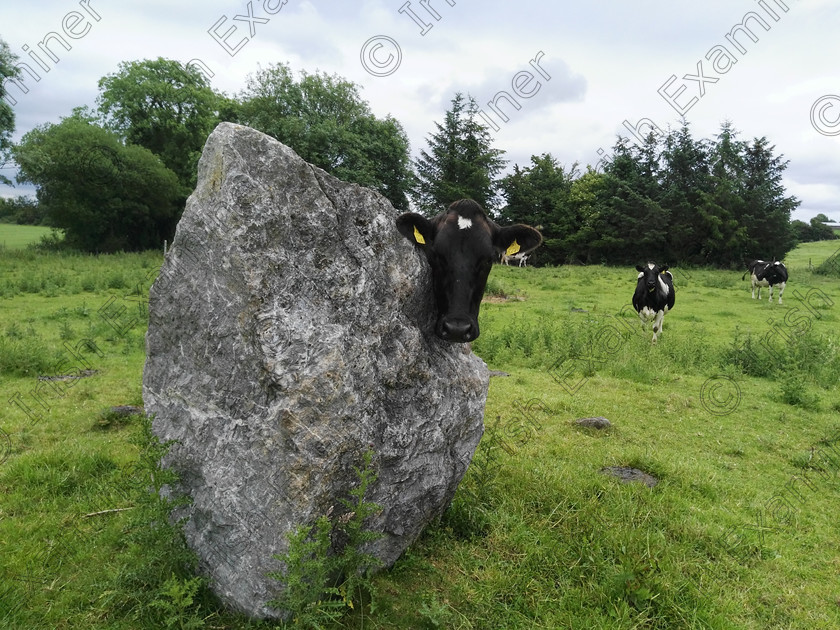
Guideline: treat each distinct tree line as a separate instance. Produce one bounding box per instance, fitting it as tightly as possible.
[499,123,812,266]
[1,41,833,258]
[2,53,414,252]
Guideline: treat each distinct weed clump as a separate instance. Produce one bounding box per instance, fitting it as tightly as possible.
[722,326,840,391]
[267,450,384,628]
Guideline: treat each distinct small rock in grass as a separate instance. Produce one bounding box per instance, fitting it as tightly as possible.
[575,416,611,429]
[108,405,145,416]
[601,466,658,487]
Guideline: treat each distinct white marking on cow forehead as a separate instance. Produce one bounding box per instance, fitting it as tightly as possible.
[458,215,472,230]
[647,263,655,270]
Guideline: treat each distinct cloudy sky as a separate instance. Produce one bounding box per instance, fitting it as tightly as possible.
[1,0,838,222]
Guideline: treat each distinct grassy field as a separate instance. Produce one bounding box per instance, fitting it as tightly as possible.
[1,240,839,629]
[0,223,57,251]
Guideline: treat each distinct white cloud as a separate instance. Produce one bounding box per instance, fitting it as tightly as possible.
[1,0,837,222]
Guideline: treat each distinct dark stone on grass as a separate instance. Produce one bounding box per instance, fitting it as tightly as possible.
[38,369,98,381]
[575,416,611,429]
[108,405,144,416]
[601,466,658,487]
[94,406,145,430]
[142,123,489,619]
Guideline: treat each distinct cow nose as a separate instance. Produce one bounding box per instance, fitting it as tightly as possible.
[438,317,477,343]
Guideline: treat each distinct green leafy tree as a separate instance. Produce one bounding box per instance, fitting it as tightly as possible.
[565,169,609,263]
[413,93,506,214]
[500,153,578,229]
[0,195,45,225]
[1,38,20,185]
[808,214,838,241]
[13,114,181,252]
[238,63,412,210]
[790,219,810,242]
[791,215,837,243]
[563,141,667,265]
[97,58,221,195]
[813,216,837,240]
[500,153,578,264]
[582,137,669,265]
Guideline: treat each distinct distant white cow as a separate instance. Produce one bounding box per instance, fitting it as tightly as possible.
[501,252,529,267]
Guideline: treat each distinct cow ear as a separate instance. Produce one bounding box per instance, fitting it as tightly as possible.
[396,213,434,248]
[494,224,542,257]
[636,265,645,272]
[660,266,669,274]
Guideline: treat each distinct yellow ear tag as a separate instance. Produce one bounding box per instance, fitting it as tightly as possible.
[505,240,521,256]
[413,225,426,245]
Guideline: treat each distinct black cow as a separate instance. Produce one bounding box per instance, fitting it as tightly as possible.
[742,259,788,303]
[632,262,675,343]
[396,199,542,343]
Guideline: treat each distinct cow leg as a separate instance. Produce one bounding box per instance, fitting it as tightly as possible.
[651,309,665,343]
[777,282,785,304]
[637,311,652,340]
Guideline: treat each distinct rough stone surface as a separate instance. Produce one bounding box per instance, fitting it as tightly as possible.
[575,416,612,430]
[142,123,489,618]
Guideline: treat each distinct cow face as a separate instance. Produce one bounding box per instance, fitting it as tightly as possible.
[397,199,542,343]
[636,262,669,293]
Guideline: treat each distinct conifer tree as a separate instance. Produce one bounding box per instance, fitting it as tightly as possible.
[413,93,506,214]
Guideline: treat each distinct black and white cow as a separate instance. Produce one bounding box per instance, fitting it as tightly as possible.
[742,259,788,304]
[632,262,675,343]
[501,252,529,267]
[397,199,542,342]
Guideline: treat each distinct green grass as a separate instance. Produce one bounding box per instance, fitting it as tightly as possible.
[0,223,58,250]
[784,238,840,273]
[1,241,840,628]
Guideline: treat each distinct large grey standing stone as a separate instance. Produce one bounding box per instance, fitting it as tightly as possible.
[142,123,489,618]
